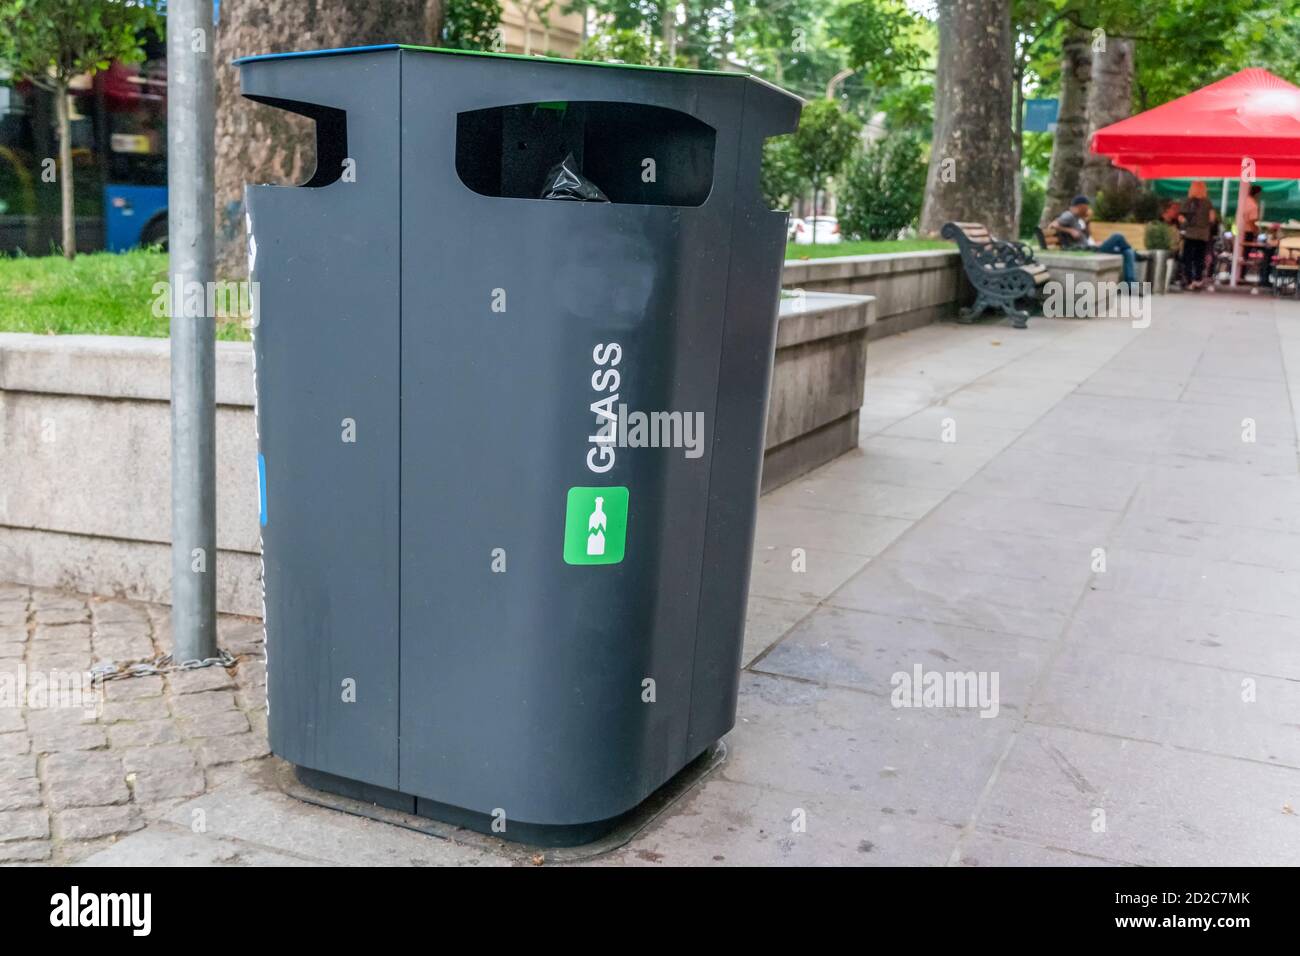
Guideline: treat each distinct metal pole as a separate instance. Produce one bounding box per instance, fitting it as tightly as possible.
[168,0,217,661]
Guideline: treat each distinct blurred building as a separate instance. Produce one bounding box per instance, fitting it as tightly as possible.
[498,2,587,57]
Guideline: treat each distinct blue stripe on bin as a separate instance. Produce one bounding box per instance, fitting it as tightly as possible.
[257,453,267,527]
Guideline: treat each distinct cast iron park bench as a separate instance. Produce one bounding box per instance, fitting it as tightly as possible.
[942,221,1050,328]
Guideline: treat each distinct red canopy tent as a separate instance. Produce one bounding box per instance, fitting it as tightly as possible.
[1091,68,1300,287]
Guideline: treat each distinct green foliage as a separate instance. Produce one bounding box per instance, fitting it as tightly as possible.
[1020,131,1054,182]
[580,0,719,68]
[1094,181,1139,221]
[0,249,247,339]
[1016,0,1300,110]
[575,27,679,66]
[760,136,803,210]
[577,0,933,129]
[1144,221,1175,250]
[787,98,863,211]
[1128,0,1300,107]
[827,0,926,87]
[0,0,160,90]
[444,0,505,51]
[877,82,933,137]
[838,132,926,240]
[786,237,953,260]
[1020,177,1046,239]
[1132,189,1161,222]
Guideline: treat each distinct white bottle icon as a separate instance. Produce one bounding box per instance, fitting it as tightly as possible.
[587,496,607,556]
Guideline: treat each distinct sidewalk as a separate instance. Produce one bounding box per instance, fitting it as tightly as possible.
[4,294,1300,865]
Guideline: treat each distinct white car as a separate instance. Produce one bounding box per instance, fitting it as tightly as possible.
[790,216,842,245]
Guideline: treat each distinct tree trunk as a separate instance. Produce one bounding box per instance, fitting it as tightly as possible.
[54,81,75,259]
[1012,56,1024,231]
[919,0,1017,240]
[426,0,445,44]
[213,0,432,278]
[1040,26,1091,228]
[1078,35,1137,206]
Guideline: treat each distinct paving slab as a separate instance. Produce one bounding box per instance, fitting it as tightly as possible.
[1030,640,1300,766]
[748,544,869,605]
[755,503,912,558]
[1065,590,1300,679]
[1092,547,1300,618]
[600,777,962,867]
[828,557,1080,640]
[956,830,1132,867]
[974,724,1300,867]
[79,825,330,866]
[754,606,1048,715]
[883,521,1094,590]
[764,471,950,521]
[922,490,1121,543]
[152,773,506,867]
[741,595,814,667]
[722,672,1014,829]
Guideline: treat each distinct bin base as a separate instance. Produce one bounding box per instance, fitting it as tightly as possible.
[281,742,726,856]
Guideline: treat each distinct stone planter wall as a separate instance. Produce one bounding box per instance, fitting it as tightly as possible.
[781,249,966,339]
[763,292,875,493]
[0,334,261,615]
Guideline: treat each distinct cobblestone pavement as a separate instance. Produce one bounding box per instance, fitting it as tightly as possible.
[0,587,267,864]
[5,297,1300,866]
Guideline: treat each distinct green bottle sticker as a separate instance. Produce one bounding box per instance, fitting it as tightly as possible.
[564,486,629,565]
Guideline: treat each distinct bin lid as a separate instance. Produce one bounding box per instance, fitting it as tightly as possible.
[233,42,781,85]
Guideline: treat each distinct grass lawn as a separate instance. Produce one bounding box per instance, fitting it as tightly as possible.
[786,238,954,260]
[0,249,249,340]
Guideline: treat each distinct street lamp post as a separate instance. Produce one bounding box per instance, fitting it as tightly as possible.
[167,0,217,661]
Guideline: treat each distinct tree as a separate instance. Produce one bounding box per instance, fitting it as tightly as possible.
[759,135,803,211]
[0,0,160,258]
[212,0,433,277]
[576,27,677,66]
[445,0,503,49]
[839,132,927,240]
[919,0,1018,239]
[582,0,731,70]
[827,0,926,90]
[786,98,861,218]
[1039,24,1090,225]
[1077,33,1134,203]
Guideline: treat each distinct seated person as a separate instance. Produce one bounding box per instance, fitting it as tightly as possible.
[1053,195,1140,284]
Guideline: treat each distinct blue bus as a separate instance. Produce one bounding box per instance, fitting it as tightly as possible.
[0,31,168,255]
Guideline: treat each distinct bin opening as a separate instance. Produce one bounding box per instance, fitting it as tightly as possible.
[245,95,349,188]
[455,101,715,207]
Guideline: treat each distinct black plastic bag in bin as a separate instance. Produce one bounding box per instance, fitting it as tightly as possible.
[540,152,610,202]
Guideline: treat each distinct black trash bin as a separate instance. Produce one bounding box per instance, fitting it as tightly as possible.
[238,44,802,845]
